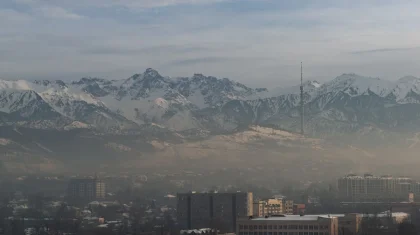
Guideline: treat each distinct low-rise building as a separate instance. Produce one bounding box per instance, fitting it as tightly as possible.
[253,198,284,217]
[293,204,305,215]
[284,200,294,215]
[335,212,408,235]
[237,215,339,235]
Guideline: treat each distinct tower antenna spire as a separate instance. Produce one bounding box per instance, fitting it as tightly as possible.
[300,62,304,135]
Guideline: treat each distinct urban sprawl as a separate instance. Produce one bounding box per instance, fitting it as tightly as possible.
[0,174,419,235]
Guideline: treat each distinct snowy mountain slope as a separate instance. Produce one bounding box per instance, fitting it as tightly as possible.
[0,89,71,130]
[315,73,394,98]
[266,80,321,98]
[171,73,265,108]
[0,78,136,130]
[216,73,420,135]
[2,70,420,135]
[387,76,420,103]
[70,68,267,130]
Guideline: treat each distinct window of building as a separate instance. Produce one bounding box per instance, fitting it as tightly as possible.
[314,226,318,230]
[240,225,244,229]
[304,233,308,235]
[309,233,313,235]
[259,226,263,230]
[239,233,244,235]
[264,225,267,230]
[304,225,308,230]
[309,226,313,230]
[299,232,303,235]
[268,232,272,235]
[299,225,303,230]
[268,225,272,230]
[245,225,249,229]
[314,233,318,235]
[259,232,263,235]
[254,225,258,230]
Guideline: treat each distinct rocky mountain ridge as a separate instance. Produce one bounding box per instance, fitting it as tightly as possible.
[1,69,420,136]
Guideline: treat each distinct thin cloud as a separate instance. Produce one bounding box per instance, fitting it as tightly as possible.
[13,0,231,9]
[168,57,230,66]
[0,9,32,22]
[83,45,210,55]
[35,6,84,19]
[351,47,420,55]
[1,0,420,85]
[167,56,273,66]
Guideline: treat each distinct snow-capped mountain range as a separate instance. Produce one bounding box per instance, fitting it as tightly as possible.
[2,69,420,135]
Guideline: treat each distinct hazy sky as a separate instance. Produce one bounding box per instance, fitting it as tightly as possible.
[1,0,420,87]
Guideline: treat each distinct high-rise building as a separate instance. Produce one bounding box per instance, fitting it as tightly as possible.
[67,178,106,200]
[338,174,413,202]
[177,192,253,233]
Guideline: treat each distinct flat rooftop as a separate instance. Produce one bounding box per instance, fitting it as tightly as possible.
[250,215,336,221]
[247,212,408,221]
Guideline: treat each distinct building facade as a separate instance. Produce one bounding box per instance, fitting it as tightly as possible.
[284,200,294,215]
[177,192,253,233]
[67,178,106,200]
[293,204,305,215]
[338,174,414,202]
[237,215,339,235]
[253,198,284,217]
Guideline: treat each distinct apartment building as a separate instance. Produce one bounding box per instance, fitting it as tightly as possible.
[177,192,253,233]
[284,200,294,215]
[67,178,106,200]
[337,174,413,202]
[237,215,339,235]
[253,198,284,217]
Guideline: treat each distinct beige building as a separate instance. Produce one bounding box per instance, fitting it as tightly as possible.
[253,198,284,217]
[338,174,413,202]
[237,215,339,235]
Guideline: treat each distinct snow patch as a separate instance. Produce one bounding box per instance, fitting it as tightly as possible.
[0,138,11,146]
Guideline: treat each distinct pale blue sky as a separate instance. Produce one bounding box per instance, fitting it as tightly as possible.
[1,0,420,87]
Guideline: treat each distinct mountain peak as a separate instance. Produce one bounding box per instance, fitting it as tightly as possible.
[320,74,393,97]
[144,68,160,78]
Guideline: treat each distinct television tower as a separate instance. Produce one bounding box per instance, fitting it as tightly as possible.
[300,62,304,135]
